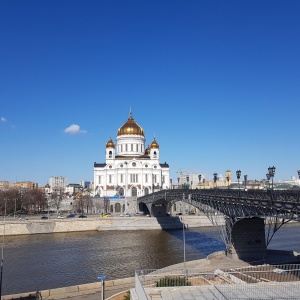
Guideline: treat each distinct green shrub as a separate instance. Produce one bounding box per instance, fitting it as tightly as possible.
[123,290,130,300]
[155,276,191,287]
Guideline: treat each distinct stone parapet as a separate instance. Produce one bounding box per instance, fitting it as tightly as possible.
[2,277,135,300]
[0,216,215,236]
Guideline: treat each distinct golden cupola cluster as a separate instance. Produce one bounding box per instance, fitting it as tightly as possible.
[117,113,144,136]
[106,137,115,148]
[150,138,159,149]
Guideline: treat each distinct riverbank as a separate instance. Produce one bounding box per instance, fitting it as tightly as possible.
[4,249,300,300]
[0,215,219,236]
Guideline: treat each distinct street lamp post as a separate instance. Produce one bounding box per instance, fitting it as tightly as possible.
[97,275,106,300]
[236,170,241,190]
[213,173,217,189]
[170,179,172,189]
[186,176,189,189]
[177,177,180,189]
[198,175,201,189]
[244,175,247,191]
[268,166,276,190]
[226,176,230,189]
[266,173,271,189]
[182,220,186,275]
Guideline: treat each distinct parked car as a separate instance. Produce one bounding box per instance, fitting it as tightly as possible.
[78,215,87,218]
[41,216,48,219]
[67,213,75,218]
[102,213,111,218]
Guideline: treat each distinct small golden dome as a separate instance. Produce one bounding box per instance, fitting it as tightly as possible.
[145,146,150,155]
[106,137,115,148]
[150,138,159,149]
[117,113,144,136]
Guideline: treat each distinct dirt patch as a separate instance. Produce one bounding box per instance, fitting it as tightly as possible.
[108,291,128,300]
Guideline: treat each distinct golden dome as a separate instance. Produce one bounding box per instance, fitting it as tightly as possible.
[145,146,150,155]
[117,113,144,136]
[106,137,115,148]
[150,138,159,149]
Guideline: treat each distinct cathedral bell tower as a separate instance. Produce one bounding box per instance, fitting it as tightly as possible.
[149,138,159,160]
[105,137,115,160]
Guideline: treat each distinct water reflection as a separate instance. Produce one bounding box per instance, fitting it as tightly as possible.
[3,223,300,295]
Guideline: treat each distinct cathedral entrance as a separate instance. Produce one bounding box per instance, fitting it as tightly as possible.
[115,203,121,213]
[132,187,137,197]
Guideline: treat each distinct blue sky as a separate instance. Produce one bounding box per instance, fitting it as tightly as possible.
[1,0,299,186]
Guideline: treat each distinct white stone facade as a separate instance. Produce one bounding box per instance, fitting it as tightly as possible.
[93,112,170,200]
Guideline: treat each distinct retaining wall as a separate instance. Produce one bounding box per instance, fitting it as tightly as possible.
[0,215,215,236]
[2,277,136,300]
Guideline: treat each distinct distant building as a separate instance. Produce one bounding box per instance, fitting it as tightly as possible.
[9,181,38,190]
[80,180,91,189]
[65,183,82,195]
[49,176,67,189]
[0,181,9,190]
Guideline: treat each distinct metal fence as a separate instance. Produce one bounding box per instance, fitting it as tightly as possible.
[135,264,300,299]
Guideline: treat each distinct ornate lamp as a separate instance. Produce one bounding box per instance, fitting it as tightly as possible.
[236,170,241,189]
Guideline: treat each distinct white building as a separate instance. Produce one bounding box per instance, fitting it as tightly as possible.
[93,111,170,200]
[49,176,67,189]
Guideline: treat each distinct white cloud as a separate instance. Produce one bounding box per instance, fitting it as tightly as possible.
[1,117,7,123]
[64,124,87,134]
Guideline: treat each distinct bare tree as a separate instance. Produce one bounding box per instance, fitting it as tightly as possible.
[50,189,64,214]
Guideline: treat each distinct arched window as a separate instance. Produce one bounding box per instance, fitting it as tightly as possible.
[144,187,149,195]
[109,151,112,158]
[132,186,137,197]
[153,151,157,158]
[119,187,124,196]
[115,203,121,213]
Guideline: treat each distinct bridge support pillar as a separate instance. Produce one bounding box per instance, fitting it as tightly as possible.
[151,205,167,217]
[228,217,266,262]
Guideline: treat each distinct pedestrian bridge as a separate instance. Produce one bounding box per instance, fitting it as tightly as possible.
[138,189,300,261]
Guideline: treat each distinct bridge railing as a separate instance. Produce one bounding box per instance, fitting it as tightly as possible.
[139,189,300,205]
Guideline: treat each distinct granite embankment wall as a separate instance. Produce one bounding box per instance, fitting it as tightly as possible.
[0,215,219,236]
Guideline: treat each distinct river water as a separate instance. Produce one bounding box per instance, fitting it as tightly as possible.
[2,223,300,295]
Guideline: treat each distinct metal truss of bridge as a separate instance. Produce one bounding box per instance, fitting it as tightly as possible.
[138,189,300,261]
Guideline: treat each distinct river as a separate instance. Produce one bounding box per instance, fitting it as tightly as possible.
[2,223,300,295]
